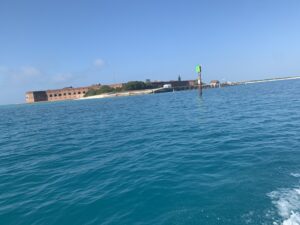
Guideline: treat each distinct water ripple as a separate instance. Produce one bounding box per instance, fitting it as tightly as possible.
[0,80,300,224]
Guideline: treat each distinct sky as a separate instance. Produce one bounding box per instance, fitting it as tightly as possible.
[1,0,300,104]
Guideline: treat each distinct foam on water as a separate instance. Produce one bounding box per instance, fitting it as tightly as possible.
[269,185,300,225]
[1,80,300,224]
[291,173,300,178]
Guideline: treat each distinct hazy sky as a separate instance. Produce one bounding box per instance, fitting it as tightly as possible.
[1,0,300,104]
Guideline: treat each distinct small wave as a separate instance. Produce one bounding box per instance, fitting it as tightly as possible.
[291,173,300,178]
[268,187,300,225]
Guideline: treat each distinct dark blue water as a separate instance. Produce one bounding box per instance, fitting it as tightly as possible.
[1,80,300,225]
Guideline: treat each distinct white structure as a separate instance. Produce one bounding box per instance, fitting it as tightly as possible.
[210,80,220,88]
[163,84,172,88]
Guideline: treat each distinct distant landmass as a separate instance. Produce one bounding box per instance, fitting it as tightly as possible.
[25,76,300,103]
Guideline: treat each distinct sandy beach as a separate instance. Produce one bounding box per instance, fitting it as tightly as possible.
[77,88,158,100]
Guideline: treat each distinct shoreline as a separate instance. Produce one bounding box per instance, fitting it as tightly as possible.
[77,88,159,100]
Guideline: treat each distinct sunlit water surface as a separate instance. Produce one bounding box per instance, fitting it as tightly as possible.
[1,80,300,225]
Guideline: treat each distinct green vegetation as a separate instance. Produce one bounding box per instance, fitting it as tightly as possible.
[84,81,153,97]
[84,85,115,97]
[123,81,152,91]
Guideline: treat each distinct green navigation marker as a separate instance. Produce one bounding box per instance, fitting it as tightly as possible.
[196,65,201,73]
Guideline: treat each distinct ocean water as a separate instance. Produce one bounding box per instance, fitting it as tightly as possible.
[0,80,300,225]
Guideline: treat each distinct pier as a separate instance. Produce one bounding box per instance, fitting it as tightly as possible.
[237,76,300,85]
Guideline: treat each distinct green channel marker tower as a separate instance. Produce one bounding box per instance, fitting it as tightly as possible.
[196,65,202,96]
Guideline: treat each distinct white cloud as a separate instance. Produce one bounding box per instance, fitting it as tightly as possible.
[0,62,106,104]
[52,73,74,83]
[94,58,105,68]
[0,66,41,79]
[21,66,41,77]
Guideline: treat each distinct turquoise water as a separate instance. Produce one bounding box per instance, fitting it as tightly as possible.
[1,80,300,225]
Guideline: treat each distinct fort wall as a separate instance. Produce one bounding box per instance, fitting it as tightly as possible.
[26,86,98,103]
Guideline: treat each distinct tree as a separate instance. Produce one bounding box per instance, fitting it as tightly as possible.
[84,81,154,97]
[97,85,114,94]
[84,85,115,97]
[123,81,148,90]
[178,75,182,81]
[84,89,97,97]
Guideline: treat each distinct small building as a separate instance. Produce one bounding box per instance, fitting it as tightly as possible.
[187,80,197,87]
[150,80,190,88]
[89,84,102,90]
[210,80,220,88]
[109,83,124,89]
[163,84,172,88]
